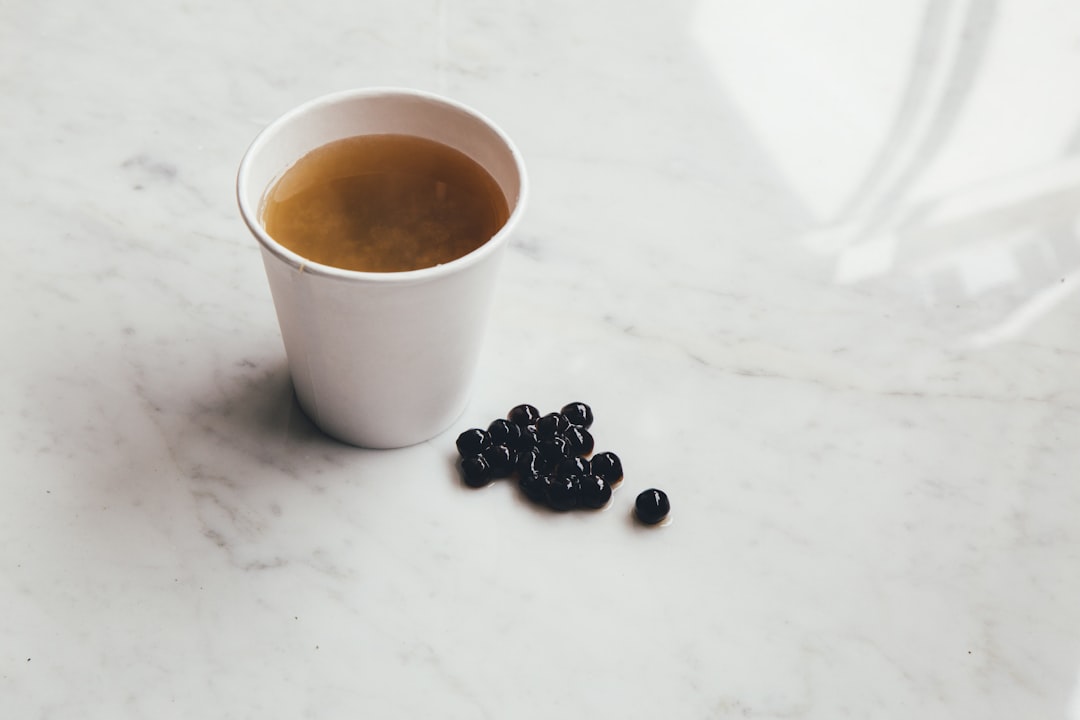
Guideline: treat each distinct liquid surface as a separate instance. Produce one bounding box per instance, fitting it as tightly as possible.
[263,134,509,272]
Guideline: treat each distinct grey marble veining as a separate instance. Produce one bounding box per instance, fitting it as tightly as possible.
[3,0,1080,717]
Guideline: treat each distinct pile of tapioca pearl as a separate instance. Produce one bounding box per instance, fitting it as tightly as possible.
[454,402,670,524]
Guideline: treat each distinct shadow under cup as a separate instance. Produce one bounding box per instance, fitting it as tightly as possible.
[237,88,528,449]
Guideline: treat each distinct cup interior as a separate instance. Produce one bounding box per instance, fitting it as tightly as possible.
[237,88,527,279]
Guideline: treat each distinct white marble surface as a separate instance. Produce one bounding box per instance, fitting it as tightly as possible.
[3,0,1080,717]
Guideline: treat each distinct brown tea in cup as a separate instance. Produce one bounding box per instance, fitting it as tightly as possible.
[262,133,510,272]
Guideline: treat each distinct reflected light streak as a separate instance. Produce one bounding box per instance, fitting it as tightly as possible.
[691,0,1080,345]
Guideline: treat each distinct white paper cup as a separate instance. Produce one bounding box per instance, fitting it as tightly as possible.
[237,88,527,448]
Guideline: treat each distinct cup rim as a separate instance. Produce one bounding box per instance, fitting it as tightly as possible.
[236,87,528,284]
